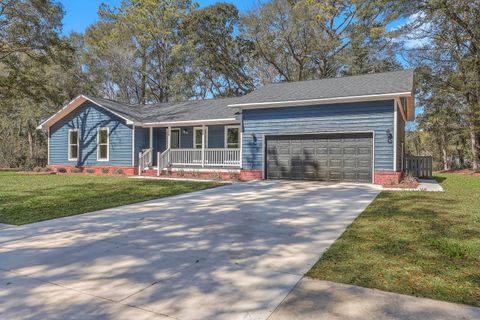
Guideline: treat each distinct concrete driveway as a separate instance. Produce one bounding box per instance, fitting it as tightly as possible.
[0,181,380,320]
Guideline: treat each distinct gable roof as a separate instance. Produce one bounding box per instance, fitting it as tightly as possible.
[228,69,414,107]
[38,70,415,130]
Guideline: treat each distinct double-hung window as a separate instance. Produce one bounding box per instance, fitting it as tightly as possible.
[97,128,109,161]
[225,126,240,149]
[68,129,79,161]
[194,127,207,149]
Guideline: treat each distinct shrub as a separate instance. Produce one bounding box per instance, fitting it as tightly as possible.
[71,167,82,173]
[85,168,96,174]
[210,172,223,180]
[101,167,110,174]
[113,168,124,175]
[402,173,418,185]
[191,171,201,178]
[33,166,43,172]
[57,167,67,173]
[229,172,239,180]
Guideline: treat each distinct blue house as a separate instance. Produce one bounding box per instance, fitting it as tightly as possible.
[38,70,415,184]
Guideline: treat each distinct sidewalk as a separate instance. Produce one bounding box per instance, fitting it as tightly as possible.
[270,278,480,320]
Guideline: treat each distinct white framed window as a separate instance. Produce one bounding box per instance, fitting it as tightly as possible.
[68,129,79,161]
[97,127,109,161]
[194,127,208,149]
[225,125,240,149]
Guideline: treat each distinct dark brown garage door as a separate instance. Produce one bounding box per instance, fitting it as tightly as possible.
[265,133,373,183]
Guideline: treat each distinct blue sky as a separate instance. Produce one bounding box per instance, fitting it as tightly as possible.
[59,0,256,34]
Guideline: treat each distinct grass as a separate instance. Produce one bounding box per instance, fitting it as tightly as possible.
[307,173,480,307]
[0,172,220,225]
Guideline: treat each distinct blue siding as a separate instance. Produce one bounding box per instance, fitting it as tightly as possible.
[177,126,193,148]
[152,127,167,163]
[208,125,225,148]
[50,102,133,166]
[242,100,395,171]
[134,127,149,166]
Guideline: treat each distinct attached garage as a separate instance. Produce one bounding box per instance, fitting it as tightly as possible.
[265,133,373,183]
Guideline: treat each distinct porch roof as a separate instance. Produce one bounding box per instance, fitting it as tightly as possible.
[85,95,243,124]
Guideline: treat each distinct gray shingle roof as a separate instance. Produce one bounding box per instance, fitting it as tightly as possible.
[84,70,414,123]
[228,69,415,106]
[85,95,241,123]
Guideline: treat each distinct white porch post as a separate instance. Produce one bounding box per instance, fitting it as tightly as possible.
[149,127,153,164]
[239,128,243,169]
[167,126,171,163]
[201,124,205,167]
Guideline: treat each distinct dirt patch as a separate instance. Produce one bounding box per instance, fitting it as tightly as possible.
[436,169,480,177]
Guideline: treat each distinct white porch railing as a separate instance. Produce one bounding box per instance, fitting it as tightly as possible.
[157,149,170,176]
[138,148,152,173]
[205,148,241,166]
[168,148,241,167]
[170,149,203,165]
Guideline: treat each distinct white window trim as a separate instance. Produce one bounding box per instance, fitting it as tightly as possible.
[68,129,79,161]
[171,128,181,149]
[97,127,109,161]
[194,127,208,149]
[225,125,241,149]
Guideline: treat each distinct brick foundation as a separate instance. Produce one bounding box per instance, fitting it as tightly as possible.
[48,165,137,175]
[239,170,263,181]
[164,170,239,180]
[374,171,403,185]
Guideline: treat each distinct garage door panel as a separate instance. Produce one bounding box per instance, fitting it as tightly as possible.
[266,133,373,183]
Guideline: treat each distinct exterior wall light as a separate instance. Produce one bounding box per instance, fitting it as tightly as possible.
[386,129,393,143]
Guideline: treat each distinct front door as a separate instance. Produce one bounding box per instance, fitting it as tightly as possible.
[171,129,180,149]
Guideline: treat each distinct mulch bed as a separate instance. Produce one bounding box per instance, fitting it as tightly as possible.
[16,171,56,175]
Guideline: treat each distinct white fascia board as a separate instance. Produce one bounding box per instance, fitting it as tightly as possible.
[37,95,135,130]
[141,118,239,127]
[227,92,414,109]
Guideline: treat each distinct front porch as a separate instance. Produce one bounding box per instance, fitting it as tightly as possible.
[137,123,242,176]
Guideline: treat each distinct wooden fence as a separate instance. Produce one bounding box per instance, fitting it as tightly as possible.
[404,156,433,178]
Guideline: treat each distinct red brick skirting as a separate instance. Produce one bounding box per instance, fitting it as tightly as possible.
[374,171,403,185]
[48,165,137,175]
[239,170,263,181]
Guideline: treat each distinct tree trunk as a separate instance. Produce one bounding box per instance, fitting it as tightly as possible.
[442,146,449,171]
[140,49,147,105]
[27,129,34,159]
[470,126,480,171]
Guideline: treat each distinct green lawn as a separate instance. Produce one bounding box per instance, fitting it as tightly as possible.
[0,172,220,225]
[307,173,480,307]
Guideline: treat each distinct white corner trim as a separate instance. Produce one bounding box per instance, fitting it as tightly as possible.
[131,125,135,166]
[47,127,50,165]
[394,97,407,122]
[393,101,398,172]
[228,92,413,109]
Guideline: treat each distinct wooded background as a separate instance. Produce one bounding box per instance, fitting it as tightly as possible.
[1,0,479,171]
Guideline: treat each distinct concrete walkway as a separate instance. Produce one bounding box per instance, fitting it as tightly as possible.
[270,278,480,320]
[0,181,381,320]
[418,179,444,192]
